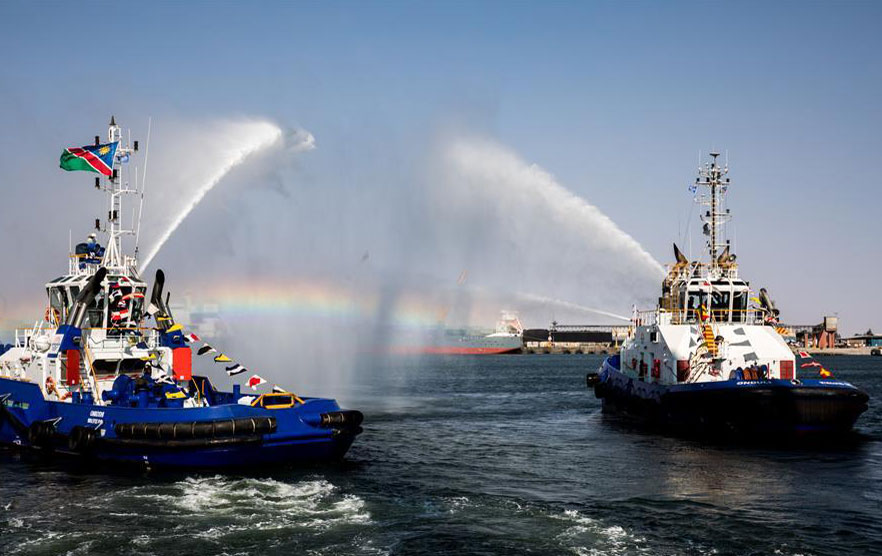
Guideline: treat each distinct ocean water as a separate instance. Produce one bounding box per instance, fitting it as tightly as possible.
[1,354,880,555]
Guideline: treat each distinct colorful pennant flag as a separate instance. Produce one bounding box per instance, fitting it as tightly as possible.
[797,351,811,358]
[214,354,232,363]
[800,361,821,368]
[184,333,201,343]
[197,345,216,356]
[110,309,130,322]
[226,364,247,376]
[247,374,267,390]
[272,385,287,394]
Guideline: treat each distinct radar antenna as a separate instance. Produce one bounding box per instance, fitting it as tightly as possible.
[692,151,731,268]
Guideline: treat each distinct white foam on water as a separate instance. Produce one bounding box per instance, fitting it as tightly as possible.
[62,539,95,556]
[139,120,286,271]
[554,509,649,556]
[442,496,473,514]
[164,476,371,535]
[90,475,371,548]
[7,530,68,555]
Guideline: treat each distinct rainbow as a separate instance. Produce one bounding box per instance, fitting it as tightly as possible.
[187,278,452,329]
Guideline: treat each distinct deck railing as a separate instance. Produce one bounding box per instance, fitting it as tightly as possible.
[634,308,766,327]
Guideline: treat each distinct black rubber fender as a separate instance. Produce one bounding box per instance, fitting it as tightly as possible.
[68,426,97,453]
[114,417,277,440]
[27,421,56,448]
[319,410,364,429]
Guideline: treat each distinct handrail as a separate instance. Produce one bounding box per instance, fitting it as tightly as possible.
[635,308,767,326]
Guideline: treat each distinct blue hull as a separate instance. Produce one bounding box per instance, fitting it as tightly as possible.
[591,355,869,436]
[0,378,361,469]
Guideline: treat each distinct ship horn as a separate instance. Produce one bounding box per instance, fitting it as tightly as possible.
[716,245,730,264]
[67,267,107,328]
[673,243,689,265]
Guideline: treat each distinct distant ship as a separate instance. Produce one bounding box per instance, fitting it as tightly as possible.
[393,312,524,355]
[587,152,868,437]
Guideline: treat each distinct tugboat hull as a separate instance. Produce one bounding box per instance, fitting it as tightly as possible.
[593,357,869,437]
[0,378,362,469]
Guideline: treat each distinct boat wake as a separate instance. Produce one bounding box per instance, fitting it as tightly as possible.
[5,475,373,555]
[147,476,370,526]
[553,509,648,556]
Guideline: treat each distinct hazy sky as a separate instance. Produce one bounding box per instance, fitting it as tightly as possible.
[1,1,880,335]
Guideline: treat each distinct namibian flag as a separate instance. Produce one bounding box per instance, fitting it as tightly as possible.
[59,141,118,177]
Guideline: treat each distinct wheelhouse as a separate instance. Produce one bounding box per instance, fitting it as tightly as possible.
[681,278,750,323]
[45,274,147,336]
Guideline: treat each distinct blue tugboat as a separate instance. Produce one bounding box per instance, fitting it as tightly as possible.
[0,118,362,468]
[589,153,868,437]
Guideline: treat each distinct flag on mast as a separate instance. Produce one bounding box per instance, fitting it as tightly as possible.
[59,142,118,177]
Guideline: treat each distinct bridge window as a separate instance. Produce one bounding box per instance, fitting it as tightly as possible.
[686,291,707,321]
[711,291,731,322]
[47,287,68,323]
[732,291,748,322]
[87,291,105,328]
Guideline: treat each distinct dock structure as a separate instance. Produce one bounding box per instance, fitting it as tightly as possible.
[779,316,838,349]
[522,323,630,354]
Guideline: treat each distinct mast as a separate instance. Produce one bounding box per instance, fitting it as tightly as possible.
[694,152,731,268]
[95,116,140,276]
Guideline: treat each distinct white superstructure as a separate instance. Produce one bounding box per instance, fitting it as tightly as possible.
[619,153,795,385]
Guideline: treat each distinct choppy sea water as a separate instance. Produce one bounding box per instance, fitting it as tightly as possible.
[1,354,881,555]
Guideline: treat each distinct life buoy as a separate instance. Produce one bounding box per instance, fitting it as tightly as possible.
[44,307,61,325]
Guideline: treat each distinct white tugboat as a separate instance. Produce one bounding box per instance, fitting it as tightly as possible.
[0,118,363,467]
[588,153,868,436]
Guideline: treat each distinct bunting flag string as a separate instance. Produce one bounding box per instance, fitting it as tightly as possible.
[796,352,834,378]
[175,327,293,393]
[226,364,247,376]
